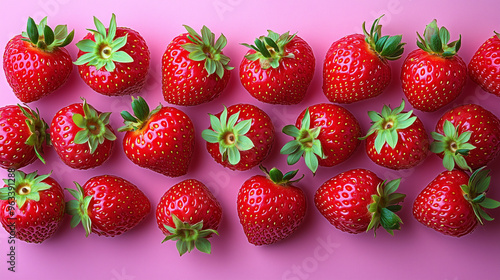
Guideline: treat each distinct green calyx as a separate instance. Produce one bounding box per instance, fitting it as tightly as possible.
[431,120,476,172]
[18,104,51,164]
[72,98,116,154]
[280,108,325,175]
[118,96,162,132]
[260,165,304,185]
[360,100,416,154]
[363,15,405,60]
[416,19,461,57]
[22,17,74,52]
[74,13,133,72]
[181,25,233,79]
[162,214,218,256]
[66,182,93,237]
[461,167,500,225]
[241,30,296,69]
[201,106,255,166]
[0,170,52,209]
[367,178,406,236]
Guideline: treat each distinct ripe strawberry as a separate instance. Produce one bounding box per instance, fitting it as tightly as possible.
[323,15,405,103]
[66,175,151,237]
[315,169,405,235]
[431,104,500,171]
[413,168,500,237]
[281,103,361,174]
[240,30,315,104]
[162,25,232,106]
[469,32,500,97]
[50,98,116,169]
[401,19,467,112]
[74,14,150,96]
[156,179,222,255]
[0,170,65,243]
[0,104,50,169]
[3,17,74,103]
[237,166,306,245]
[361,100,429,169]
[119,97,195,177]
[202,104,274,171]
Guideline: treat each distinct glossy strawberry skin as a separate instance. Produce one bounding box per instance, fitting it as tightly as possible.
[240,35,315,105]
[123,107,195,177]
[469,35,500,97]
[0,177,65,243]
[401,49,467,112]
[237,175,306,245]
[77,27,150,96]
[162,33,230,106]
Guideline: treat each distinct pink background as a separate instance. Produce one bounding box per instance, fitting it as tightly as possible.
[1,0,500,279]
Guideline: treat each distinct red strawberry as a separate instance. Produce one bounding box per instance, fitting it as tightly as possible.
[361,100,429,169]
[74,14,150,96]
[66,175,151,237]
[401,19,467,112]
[240,30,315,104]
[119,97,195,177]
[237,166,306,245]
[50,98,116,169]
[0,170,65,243]
[156,179,222,255]
[413,168,500,237]
[469,32,500,97]
[323,16,405,103]
[3,17,74,103]
[431,104,500,171]
[315,169,405,235]
[0,104,50,169]
[162,25,232,106]
[281,103,361,174]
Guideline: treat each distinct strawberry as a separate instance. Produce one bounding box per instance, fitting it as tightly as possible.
[156,179,222,255]
[361,100,429,169]
[0,170,65,243]
[237,166,306,245]
[50,98,116,169]
[413,168,500,237]
[74,14,150,96]
[401,19,467,112]
[66,175,151,237]
[202,104,274,171]
[431,104,500,171]
[3,17,74,103]
[469,32,500,98]
[315,169,405,235]
[0,104,50,169]
[322,15,405,103]
[281,103,361,174]
[240,30,315,104]
[119,97,195,177]
[162,25,232,106]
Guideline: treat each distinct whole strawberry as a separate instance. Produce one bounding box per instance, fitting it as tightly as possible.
[119,97,195,177]
[50,98,116,169]
[74,14,150,96]
[431,104,500,171]
[202,104,274,171]
[469,32,500,97]
[0,105,50,169]
[237,167,306,245]
[323,15,405,103]
[401,19,467,112]
[315,169,405,235]
[66,175,151,237]
[361,100,429,170]
[3,17,74,103]
[240,30,315,104]
[0,170,65,243]
[281,103,361,174]
[413,168,500,237]
[162,25,232,106]
[156,179,222,255]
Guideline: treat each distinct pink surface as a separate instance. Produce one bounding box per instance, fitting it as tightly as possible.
[1,1,500,279]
